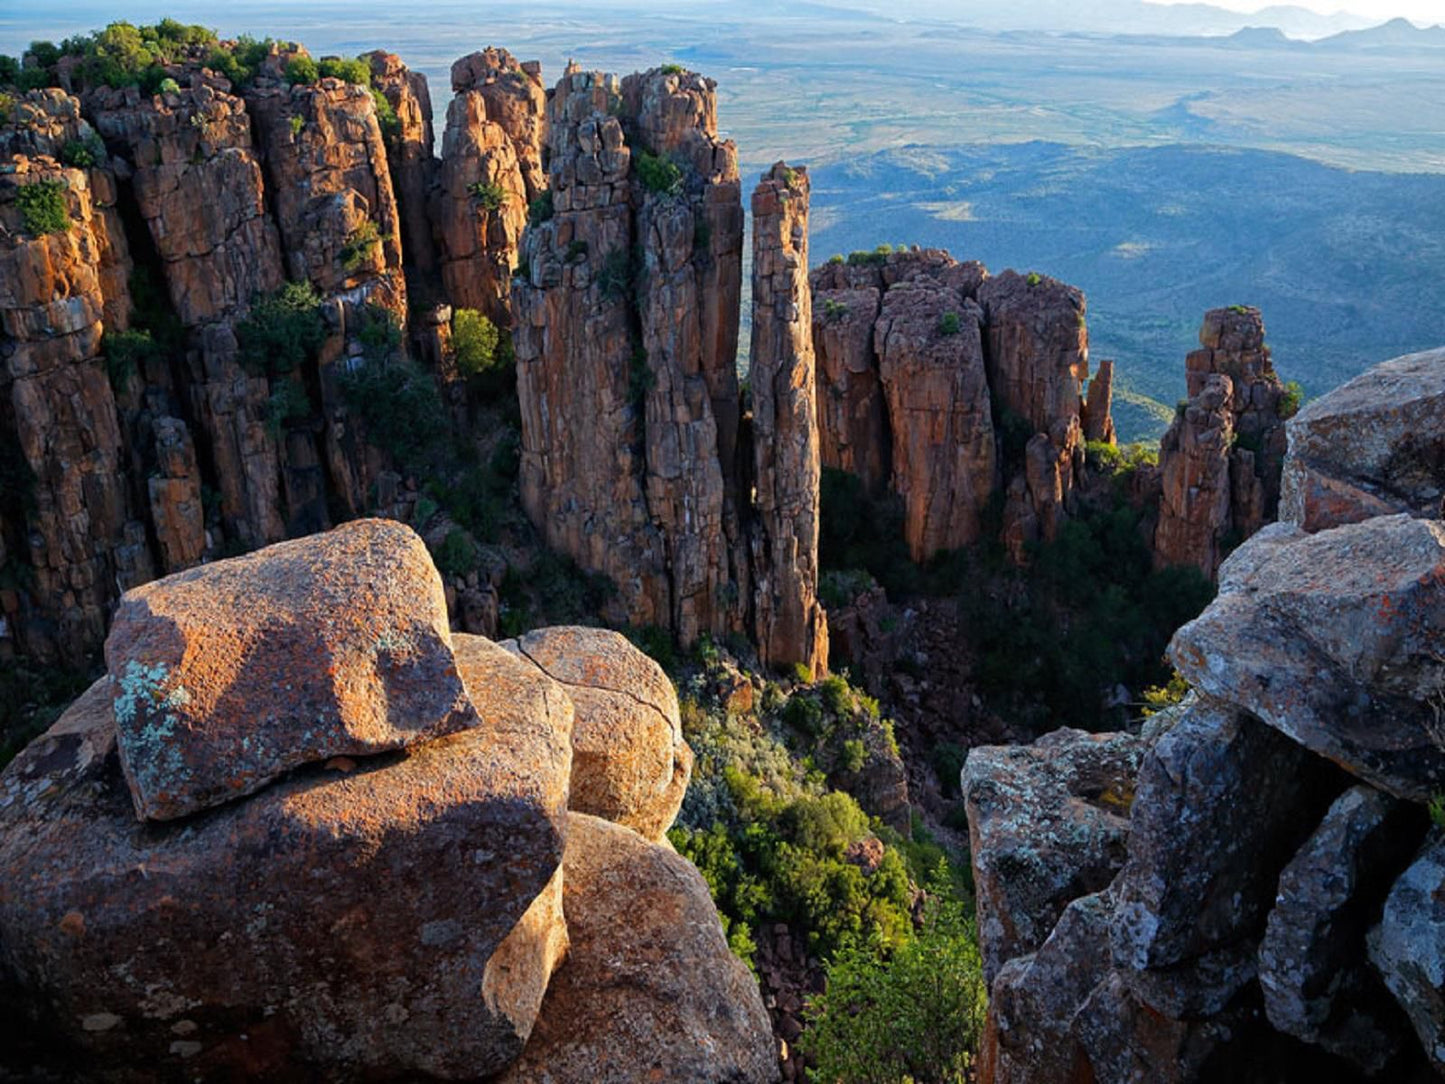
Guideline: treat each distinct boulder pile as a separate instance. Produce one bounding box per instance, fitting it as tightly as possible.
[966,347,1445,1083]
[0,519,776,1082]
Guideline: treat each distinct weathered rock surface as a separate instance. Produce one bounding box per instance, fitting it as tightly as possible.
[0,157,153,666]
[0,642,572,1079]
[750,163,828,676]
[1083,358,1116,445]
[496,813,779,1084]
[502,625,692,841]
[1170,514,1445,801]
[1111,696,1344,1017]
[876,276,997,561]
[1368,833,1445,1076]
[143,415,205,573]
[514,65,765,649]
[1260,785,1424,1074]
[367,50,439,286]
[452,49,548,204]
[104,519,477,821]
[437,75,530,324]
[1155,307,1289,577]
[1282,345,1445,531]
[964,727,1142,984]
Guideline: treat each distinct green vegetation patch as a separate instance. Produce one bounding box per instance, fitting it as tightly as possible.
[236,281,326,378]
[635,151,683,196]
[15,179,70,236]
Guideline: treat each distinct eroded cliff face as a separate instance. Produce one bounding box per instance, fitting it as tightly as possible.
[512,65,821,661]
[437,49,543,325]
[809,252,1103,563]
[1154,306,1289,577]
[367,50,439,288]
[749,163,827,676]
[0,158,153,664]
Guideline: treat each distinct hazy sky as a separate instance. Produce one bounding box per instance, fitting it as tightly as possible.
[1154,0,1444,21]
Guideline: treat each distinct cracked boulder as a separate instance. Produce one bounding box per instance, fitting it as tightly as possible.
[0,632,573,1081]
[1368,833,1445,1076]
[496,813,778,1084]
[1170,514,1445,801]
[103,518,478,821]
[963,727,1142,984]
[503,625,692,841]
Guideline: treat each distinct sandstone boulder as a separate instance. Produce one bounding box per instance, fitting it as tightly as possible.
[104,519,478,821]
[1170,513,1445,801]
[504,625,692,840]
[1259,785,1424,1074]
[1110,697,1344,1018]
[1368,832,1445,1076]
[1282,346,1445,531]
[0,641,572,1080]
[496,813,779,1084]
[963,728,1142,984]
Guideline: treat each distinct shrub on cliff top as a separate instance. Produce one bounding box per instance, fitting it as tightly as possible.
[1280,379,1304,419]
[284,55,319,85]
[370,88,400,141]
[15,180,70,236]
[317,56,369,86]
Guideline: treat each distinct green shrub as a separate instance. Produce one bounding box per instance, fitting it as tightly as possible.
[818,568,875,610]
[339,220,385,273]
[841,738,866,774]
[1141,671,1190,717]
[1026,271,1042,287]
[527,190,554,226]
[821,298,848,323]
[317,56,369,86]
[819,674,854,716]
[468,179,507,212]
[802,863,987,1083]
[597,247,638,300]
[236,281,325,377]
[284,55,319,85]
[1430,793,1445,830]
[27,41,61,69]
[156,76,180,94]
[452,308,514,394]
[59,136,103,168]
[827,253,844,265]
[15,180,70,236]
[938,311,962,336]
[659,62,686,75]
[339,353,449,475]
[846,244,892,268]
[565,239,589,263]
[635,151,683,196]
[289,114,304,137]
[1086,439,1124,472]
[0,55,18,85]
[1280,380,1303,419]
[432,529,480,578]
[370,88,399,140]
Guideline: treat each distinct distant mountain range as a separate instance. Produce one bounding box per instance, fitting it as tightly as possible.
[818,0,1440,41]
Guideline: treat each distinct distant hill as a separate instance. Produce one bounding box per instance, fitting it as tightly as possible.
[1317,17,1445,49]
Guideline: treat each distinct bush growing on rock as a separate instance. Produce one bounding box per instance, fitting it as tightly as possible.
[317,55,370,85]
[14,179,70,236]
[236,281,325,377]
[285,55,319,85]
[636,150,683,195]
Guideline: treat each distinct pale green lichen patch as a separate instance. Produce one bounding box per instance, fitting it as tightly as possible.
[113,660,194,810]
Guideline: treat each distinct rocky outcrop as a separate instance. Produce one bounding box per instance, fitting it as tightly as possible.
[969,345,1445,1081]
[0,157,153,665]
[1281,345,1445,530]
[964,728,1142,984]
[1368,833,1445,1077]
[808,253,1109,563]
[103,519,477,820]
[749,163,827,676]
[367,51,439,287]
[90,79,289,552]
[503,625,693,841]
[515,65,810,656]
[1155,307,1289,577]
[1260,786,1423,1074]
[1083,358,1116,444]
[0,525,575,1080]
[1170,514,1445,801]
[437,52,538,324]
[496,813,779,1084]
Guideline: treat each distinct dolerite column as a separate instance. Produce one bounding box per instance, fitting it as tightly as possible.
[749,162,828,677]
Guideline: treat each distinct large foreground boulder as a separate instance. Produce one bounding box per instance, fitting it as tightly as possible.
[1170,514,1445,801]
[1368,833,1445,1076]
[504,626,692,840]
[497,813,779,1084]
[1281,346,1445,531]
[104,518,477,821]
[963,728,1142,984]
